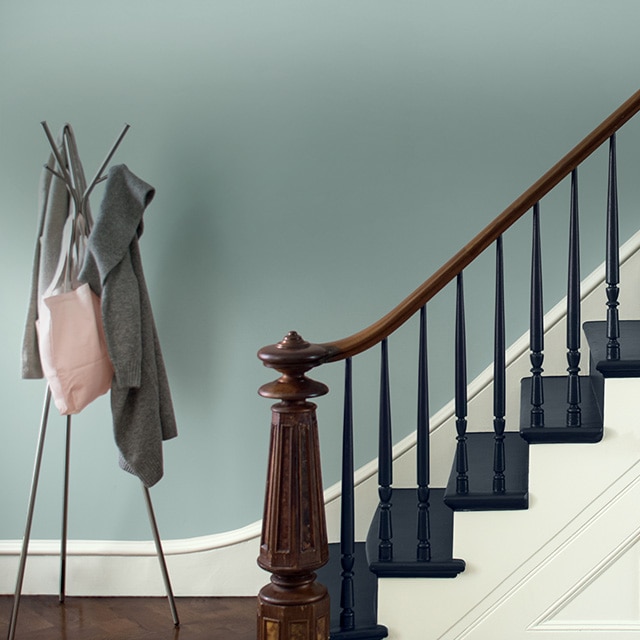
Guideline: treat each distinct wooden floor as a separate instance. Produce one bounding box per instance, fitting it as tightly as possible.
[0,595,257,640]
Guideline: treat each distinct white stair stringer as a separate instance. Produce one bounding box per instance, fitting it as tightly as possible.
[377,378,640,639]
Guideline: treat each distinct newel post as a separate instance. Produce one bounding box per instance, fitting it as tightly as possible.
[257,331,331,640]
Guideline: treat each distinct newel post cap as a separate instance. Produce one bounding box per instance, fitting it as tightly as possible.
[258,331,330,400]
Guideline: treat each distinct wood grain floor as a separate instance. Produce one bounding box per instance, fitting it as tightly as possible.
[0,595,257,640]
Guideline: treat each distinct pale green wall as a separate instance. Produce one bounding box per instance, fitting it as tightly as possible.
[1,0,639,541]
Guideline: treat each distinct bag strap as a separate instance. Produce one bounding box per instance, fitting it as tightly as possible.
[45,212,89,296]
[43,125,93,296]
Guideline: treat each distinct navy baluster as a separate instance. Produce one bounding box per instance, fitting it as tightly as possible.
[378,338,393,561]
[455,273,469,494]
[416,305,431,561]
[493,237,506,493]
[339,358,355,631]
[606,133,620,360]
[530,203,545,428]
[566,169,582,428]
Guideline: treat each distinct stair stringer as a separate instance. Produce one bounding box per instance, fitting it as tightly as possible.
[377,378,640,639]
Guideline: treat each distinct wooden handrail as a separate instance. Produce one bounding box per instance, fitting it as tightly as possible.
[318,88,640,363]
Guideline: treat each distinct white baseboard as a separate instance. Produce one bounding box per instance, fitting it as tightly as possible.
[0,522,264,597]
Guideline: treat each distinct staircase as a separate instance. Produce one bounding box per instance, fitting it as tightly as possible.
[367,292,640,639]
[255,89,640,640]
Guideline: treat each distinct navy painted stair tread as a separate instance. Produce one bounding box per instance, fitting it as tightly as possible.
[365,488,465,578]
[519,375,603,443]
[584,320,640,377]
[443,432,529,510]
[316,542,388,640]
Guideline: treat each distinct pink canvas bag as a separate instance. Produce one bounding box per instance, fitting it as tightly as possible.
[36,213,113,415]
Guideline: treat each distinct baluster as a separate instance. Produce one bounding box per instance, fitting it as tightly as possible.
[493,237,506,493]
[566,169,582,428]
[455,273,469,494]
[378,338,393,561]
[257,332,330,640]
[339,358,355,631]
[530,202,545,427]
[606,133,620,360]
[416,305,431,561]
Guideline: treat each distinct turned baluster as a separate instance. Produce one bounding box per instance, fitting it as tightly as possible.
[530,202,545,428]
[416,305,431,561]
[257,331,331,640]
[378,338,393,562]
[455,273,469,494]
[566,169,582,428]
[606,133,620,360]
[339,358,355,631]
[493,236,506,493]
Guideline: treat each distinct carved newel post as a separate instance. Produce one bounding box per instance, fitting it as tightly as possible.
[257,331,331,640]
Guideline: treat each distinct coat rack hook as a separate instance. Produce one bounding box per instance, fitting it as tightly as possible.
[84,123,130,203]
[41,121,74,190]
[43,164,66,182]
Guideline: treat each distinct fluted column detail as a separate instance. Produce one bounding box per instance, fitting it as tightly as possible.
[257,331,330,640]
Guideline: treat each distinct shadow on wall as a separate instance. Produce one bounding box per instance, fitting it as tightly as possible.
[149,140,229,410]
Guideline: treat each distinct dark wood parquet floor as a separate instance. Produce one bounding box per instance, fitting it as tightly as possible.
[0,595,256,640]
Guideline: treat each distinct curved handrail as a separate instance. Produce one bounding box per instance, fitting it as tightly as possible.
[316,88,640,363]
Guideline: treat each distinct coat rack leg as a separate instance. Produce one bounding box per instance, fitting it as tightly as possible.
[142,485,180,627]
[59,415,71,603]
[7,388,52,640]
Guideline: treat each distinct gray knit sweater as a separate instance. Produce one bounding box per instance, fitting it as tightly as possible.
[79,164,177,487]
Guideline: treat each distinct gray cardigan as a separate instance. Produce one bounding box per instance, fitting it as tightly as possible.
[79,164,177,487]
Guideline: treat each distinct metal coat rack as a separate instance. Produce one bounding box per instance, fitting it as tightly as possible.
[7,122,179,640]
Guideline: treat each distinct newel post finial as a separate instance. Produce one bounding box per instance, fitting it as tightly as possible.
[256,331,331,640]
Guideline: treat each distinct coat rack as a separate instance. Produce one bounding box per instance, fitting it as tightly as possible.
[7,122,179,640]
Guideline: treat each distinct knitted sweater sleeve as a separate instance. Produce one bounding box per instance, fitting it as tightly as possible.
[80,247,142,388]
[78,164,154,389]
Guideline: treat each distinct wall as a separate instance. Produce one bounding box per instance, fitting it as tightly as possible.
[1,0,640,546]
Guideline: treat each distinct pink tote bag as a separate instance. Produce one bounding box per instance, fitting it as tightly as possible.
[36,214,113,415]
